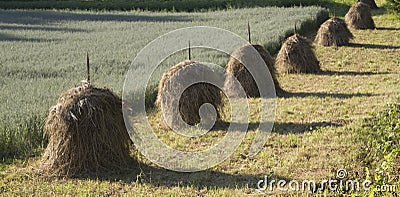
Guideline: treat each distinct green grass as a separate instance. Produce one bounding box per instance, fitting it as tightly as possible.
[1,0,400,195]
[358,103,400,195]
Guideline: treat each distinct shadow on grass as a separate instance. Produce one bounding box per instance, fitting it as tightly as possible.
[78,120,349,187]
[277,90,375,99]
[0,25,89,33]
[213,120,347,134]
[376,27,400,31]
[0,33,58,42]
[347,43,400,49]
[78,159,287,189]
[273,120,348,134]
[319,70,391,76]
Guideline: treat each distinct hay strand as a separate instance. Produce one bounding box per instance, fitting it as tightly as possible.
[276,34,321,74]
[315,17,354,46]
[345,2,376,29]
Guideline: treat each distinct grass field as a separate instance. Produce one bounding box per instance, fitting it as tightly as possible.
[0,0,400,196]
[0,0,331,11]
[0,6,328,160]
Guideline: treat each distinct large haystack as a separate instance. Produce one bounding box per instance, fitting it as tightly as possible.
[360,0,379,9]
[315,17,354,47]
[40,83,132,177]
[345,2,376,29]
[276,34,321,74]
[156,60,224,129]
[225,44,282,97]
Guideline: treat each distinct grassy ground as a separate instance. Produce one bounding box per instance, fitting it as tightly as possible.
[0,0,400,196]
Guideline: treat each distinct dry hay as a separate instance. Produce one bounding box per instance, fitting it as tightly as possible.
[345,2,376,29]
[225,44,282,97]
[315,17,354,47]
[40,83,132,177]
[360,0,379,9]
[156,60,224,128]
[276,34,321,74]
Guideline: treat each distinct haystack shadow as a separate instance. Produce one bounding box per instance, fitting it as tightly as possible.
[376,27,400,31]
[347,43,400,49]
[79,157,289,189]
[319,70,391,76]
[277,90,375,99]
[213,120,347,134]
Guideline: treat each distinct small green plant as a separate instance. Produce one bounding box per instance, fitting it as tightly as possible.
[387,0,400,14]
[361,103,400,195]
[0,115,46,162]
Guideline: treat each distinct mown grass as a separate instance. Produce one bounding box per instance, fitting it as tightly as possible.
[0,0,400,195]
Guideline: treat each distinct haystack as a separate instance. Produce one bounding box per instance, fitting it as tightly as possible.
[40,83,132,177]
[315,17,354,47]
[360,0,379,9]
[345,2,376,29]
[225,44,282,97]
[156,60,224,128]
[276,34,321,74]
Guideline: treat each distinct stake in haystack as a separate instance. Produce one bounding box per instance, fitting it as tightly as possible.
[156,48,224,129]
[225,22,283,97]
[345,2,376,29]
[360,0,379,9]
[276,26,321,74]
[40,54,132,177]
[315,17,354,47]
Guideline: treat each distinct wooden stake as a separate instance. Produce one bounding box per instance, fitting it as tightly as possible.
[86,52,90,84]
[188,41,191,60]
[248,21,251,44]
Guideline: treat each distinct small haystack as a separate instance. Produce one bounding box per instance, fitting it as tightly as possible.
[156,60,224,128]
[345,2,376,29]
[360,0,379,9]
[40,83,132,177]
[225,44,282,97]
[276,34,321,74]
[315,17,354,47]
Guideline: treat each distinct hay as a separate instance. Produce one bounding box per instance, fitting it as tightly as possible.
[315,17,354,47]
[156,60,224,128]
[40,83,132,177]
[276,34,321,74]
[360,0,379,9]
[345,2,376,29]
[225,44,282,97]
